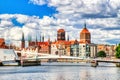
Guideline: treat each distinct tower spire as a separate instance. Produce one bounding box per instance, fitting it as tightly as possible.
[35,35,37,46]
[21,31,25,49]
[28,34,32,47]
[21,32,25,42]
[42,35,44,42]
[40,33,41,42]
[84,21,86,29]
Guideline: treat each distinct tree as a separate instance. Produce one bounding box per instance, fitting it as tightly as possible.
[97,51,106,57]
[115,44,120,58]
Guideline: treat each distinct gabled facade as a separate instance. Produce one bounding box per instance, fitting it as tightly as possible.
[51,29,71,56]
[37,41,51,54]
[51,40,71,56]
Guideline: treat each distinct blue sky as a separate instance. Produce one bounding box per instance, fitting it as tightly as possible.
[0,0,120,45]
[0,0,56,18]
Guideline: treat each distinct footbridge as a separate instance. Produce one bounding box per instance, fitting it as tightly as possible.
[91,58,120,67]
[15,51,87,66]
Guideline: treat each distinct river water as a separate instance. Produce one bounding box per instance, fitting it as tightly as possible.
[0,62,120,80]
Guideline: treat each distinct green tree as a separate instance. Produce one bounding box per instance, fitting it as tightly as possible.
[115,44,120,58]
[97,51,106,57]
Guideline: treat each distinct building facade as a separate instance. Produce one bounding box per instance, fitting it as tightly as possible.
[0,38,8,49]
[79,23,91,58]
[51,29,71,56]
[97,44,116,57]
[70,40,79,57]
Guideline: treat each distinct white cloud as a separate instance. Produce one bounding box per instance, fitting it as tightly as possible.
[29,0,48,5]
[0,20,13,27]
[15,14,29,24]
[0,0,120,46]
[109,0,120,9]
[0,14,14,20]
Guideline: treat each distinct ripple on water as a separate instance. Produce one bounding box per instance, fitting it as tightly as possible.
[0,63,120,80]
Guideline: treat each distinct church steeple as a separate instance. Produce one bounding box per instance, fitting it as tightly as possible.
[42,35,44,42]
[84,22,86,29]
[21,32,25,49]
[35,35,38,45]
[80,23,91,44]
[40,34,41,42]
[21,32,25,42]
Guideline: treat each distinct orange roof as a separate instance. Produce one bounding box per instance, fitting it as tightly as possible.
[0,38,5,43]
[57,29,65,32]
[79,40,91,44]
[52,40,71,45]
[69,40,79,44]
[80,28,90,33]
[37,42,49,46]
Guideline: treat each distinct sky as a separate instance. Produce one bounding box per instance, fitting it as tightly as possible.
[0,0,120,46]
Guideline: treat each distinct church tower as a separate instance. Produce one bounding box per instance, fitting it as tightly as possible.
[80,23,91,44]
[57,29,66,41]
[21,32,25,49]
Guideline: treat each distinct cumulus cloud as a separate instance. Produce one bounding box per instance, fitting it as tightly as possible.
[29,0,48,5]
[0,0,120,46]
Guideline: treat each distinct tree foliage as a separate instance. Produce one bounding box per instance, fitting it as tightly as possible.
[115,44,120,58]
[97,51,106,57]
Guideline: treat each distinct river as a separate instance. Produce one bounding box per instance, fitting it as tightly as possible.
[0,62,120,80]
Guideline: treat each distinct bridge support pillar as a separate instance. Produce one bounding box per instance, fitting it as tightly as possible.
[91,60,98,67]
[0,62,3,66]
[116,63,120,67]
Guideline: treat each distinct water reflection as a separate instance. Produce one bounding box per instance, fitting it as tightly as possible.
[0,63,120,80]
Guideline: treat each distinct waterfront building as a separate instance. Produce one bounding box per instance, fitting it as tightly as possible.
[51,41,58,55]
[37,40,51,54]
[70,40,79,57]
[51,24,97,58]
[27,35,51,54]
[20,23,118,58]
[51,29,70,55]
[51,40,71,56]
[89,43,97,58]
[97,44,116,57]
[51,29,71,56]
[0,38,8,49]
[79,23,91,58]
